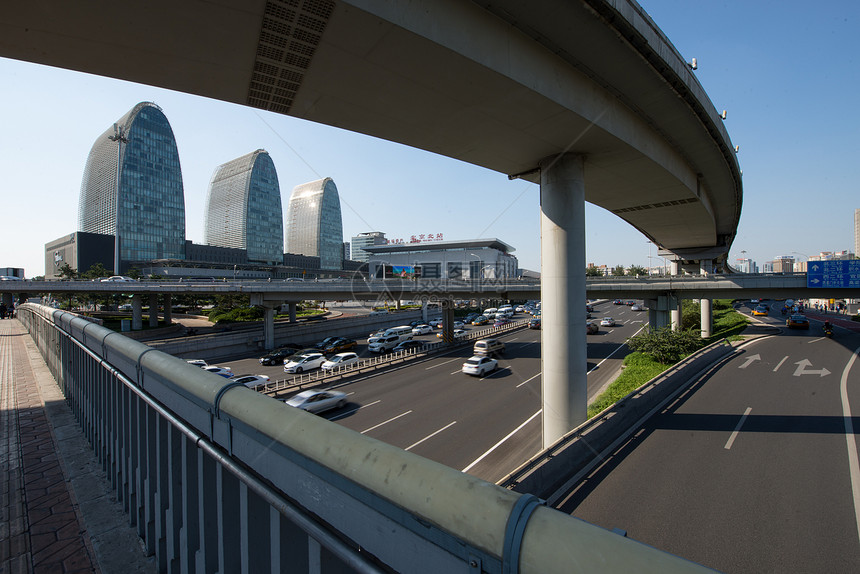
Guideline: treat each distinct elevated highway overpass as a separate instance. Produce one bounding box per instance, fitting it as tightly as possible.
[3,0,745,543]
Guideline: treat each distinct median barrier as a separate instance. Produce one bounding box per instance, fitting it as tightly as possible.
[500,338,735,500]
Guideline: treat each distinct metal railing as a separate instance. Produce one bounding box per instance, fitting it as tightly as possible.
[17,303,714,573]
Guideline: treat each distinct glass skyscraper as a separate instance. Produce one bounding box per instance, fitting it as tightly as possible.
[285,177,343,270]
[78,102,186,269]
[203,149,283,265]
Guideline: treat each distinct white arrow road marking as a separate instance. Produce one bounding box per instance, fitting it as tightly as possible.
[738,354,761,369]
[793,359,831,377]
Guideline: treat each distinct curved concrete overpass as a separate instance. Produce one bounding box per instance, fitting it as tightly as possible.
[1,0,740,260]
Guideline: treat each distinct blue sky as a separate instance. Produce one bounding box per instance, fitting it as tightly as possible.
[1,1,858,277]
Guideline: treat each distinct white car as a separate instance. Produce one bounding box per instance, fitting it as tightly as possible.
[436,329,467,339]
[631,304,644,311]
[322,352,360,371]
[462,356,498,376]
[202,365,233,378]
[600,317,616,327]
[100,275,136,282]
[453,321,465,329]
[412,324,433,335]
[186,359,208,368]
[228,374,270,389]
[283,353,326,373]
[284,390,348,414]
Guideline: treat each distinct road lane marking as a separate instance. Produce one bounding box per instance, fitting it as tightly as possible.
[462,409,542,473]
[328,399,380,421]
[425,357,461,369]
[840,348,860,547]
[793,359,831,377]
[361,410,412,434]
[773,356,788,372]
[738,354,761,369]
[405,421,457,451]
[516,373,541,388]
[724,407,752,450]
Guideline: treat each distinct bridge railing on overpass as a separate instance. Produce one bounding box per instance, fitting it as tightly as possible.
[17,303,714,573]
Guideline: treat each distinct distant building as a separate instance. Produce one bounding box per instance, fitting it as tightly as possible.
[44,232,115,279]
[772,255,795,273]
[203,149,283,265]
[363,238,518,279]
[734,258,757,273]
[78,102,186,272]
[285,177,344,270]
[855,209,860,257]
[351,231,387,262]
[343,242,351,261]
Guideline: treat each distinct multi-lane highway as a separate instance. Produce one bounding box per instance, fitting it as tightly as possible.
[203,299,649,483]
[552,300,860,572]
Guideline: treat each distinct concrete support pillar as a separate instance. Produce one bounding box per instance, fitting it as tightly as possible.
[421,301,429,322]
[288,302,297,323]
[646,295,676,330]
[263,306,275,350]
[395,299,402,310]
[671,296,682,331]
[148,294,159,327]
[700,298,713,338]
[540,153,587,448]
[700,259,714,276]
[132,294,143,330]
[163,293,172,325]
[669,260,681,276]
[441,304,455,343]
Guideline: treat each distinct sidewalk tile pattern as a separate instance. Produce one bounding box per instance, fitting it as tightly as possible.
[0,319,96,574]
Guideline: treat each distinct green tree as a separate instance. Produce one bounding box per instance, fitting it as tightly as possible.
[611,265,626,276]
[627,265,647,277]
[81,262,110,281]
[57,263,77,281]
[126,267,142,280]
[585,266,603,277]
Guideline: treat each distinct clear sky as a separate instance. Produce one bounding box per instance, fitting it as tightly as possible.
[1,1,858,278]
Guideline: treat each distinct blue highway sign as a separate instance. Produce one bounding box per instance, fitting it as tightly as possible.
[807,260,860,288]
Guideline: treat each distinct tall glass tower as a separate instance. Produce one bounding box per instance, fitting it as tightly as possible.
[285,177,343,270]
[78,102,186,271]
[204,150,283,265]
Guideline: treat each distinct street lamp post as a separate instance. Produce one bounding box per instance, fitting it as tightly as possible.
[108,124,128,275]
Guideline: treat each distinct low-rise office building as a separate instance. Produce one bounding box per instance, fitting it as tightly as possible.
[363,238,518,280]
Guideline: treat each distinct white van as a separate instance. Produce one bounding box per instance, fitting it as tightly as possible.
[483,307,498,317]
[382,325,413,339]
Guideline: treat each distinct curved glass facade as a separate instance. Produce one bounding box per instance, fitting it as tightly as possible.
[204,150,283,264]
[78,102,186,268]
[285,177,343,270]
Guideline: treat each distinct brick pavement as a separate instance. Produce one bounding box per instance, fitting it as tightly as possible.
[0,319,95,573]
[1,319,156,574]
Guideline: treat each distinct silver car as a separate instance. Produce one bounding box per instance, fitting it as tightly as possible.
[283,353,326,373]
[285,390,348,413]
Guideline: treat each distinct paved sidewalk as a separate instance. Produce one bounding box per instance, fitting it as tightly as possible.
[0,319,156,574]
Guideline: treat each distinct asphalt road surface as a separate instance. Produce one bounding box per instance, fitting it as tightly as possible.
[553,300,860,573]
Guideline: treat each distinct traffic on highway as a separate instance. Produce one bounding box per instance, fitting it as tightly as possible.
[182,299,649,483]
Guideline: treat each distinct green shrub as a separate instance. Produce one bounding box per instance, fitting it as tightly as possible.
[627,326,702,364]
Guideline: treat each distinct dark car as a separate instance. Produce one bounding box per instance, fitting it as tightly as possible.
[786,314,810,329]
[613,299,624,305]
[528,317,541,329]
[314,337,341,350]
[259,347,303,366]
[393,340,425,352]
[320,337,358,354]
